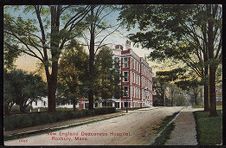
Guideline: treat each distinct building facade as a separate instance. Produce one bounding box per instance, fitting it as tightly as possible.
[114,44,154,108]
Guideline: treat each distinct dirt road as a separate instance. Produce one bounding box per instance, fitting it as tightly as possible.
[4,107,182,146]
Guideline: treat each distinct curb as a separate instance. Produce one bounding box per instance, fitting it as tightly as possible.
[149,107,184,145]
[4,113,125,141]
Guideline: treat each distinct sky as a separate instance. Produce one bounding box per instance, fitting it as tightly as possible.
[5,5,179,76]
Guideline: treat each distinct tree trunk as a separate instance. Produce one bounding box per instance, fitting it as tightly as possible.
[171,88,174,106]
[88,5,95,110]
[194,90,199,106]
[209,66,217,116]
[207,5,217,116]
[19,104,26,113]
[47,6,61,113]
[204,51,209,111]
[73,99,76,111]
[47,77,57,112]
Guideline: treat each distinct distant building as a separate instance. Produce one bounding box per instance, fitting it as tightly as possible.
[115,45,154,108]
[31,97,48,108]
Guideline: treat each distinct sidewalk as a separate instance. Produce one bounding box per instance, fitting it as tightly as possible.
[165,107,200,145]
[4,111,125,139]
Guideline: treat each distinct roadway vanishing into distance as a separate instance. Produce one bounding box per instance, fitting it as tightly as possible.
[5,107,182,146]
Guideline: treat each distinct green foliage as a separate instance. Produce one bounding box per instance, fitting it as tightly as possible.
[175,79,202,91]
[4,70,47,113]
[152,77,166,106]
[94,46,121,99]
[119,4,222,80]
[4,107,116,131]
[156,68,186,82]
[58,41,89,107]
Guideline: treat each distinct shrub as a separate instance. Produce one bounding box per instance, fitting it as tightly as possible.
[4,107,116,131]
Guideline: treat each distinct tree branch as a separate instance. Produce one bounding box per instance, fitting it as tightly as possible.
[5,31,44,63]
[94,43,111,55]
[215,34,222,59]
[95,24,121,52]
[27,37,44,59]
[63,6,90,30]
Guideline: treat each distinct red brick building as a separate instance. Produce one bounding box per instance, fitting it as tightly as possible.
[113,45,154,108]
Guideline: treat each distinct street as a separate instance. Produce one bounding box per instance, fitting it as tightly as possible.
[5,107,182,146]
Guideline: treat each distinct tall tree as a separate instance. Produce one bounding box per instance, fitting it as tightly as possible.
[206,4,221,116]
[119,4,222,115]
[4,5,90,112]
[57,41,89,111]
[153,77,167,106]
[81,5,120,109]
[95,46,120,100]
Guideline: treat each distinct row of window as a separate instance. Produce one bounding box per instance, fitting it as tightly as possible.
[131,86,140,99]
[123,57,128,68]
[123,85,151,99]
[142,77,152,90]
[123,86,129,96]
[123,71,152,88]
[123,71,141,85]
[119,57,152,78]
[122,57,141,72]
[133,72,140,84]
[131,58,140,72]
[142,66,151,78]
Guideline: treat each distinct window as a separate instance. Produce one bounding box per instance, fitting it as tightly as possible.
[133,86,135,97]
[136,75,138,84]
[124,71,128,81]
[124,102,128,107]
[123,57,128,68]
[133,73,135,83]
[115,102,119,108]
[123,86,128,96]
[133,60,136,69]
[44,101,46,106]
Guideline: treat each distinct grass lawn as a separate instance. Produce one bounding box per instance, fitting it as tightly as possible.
[194,110,222,145]
[192,104,222,110]
[192,104,204,108]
